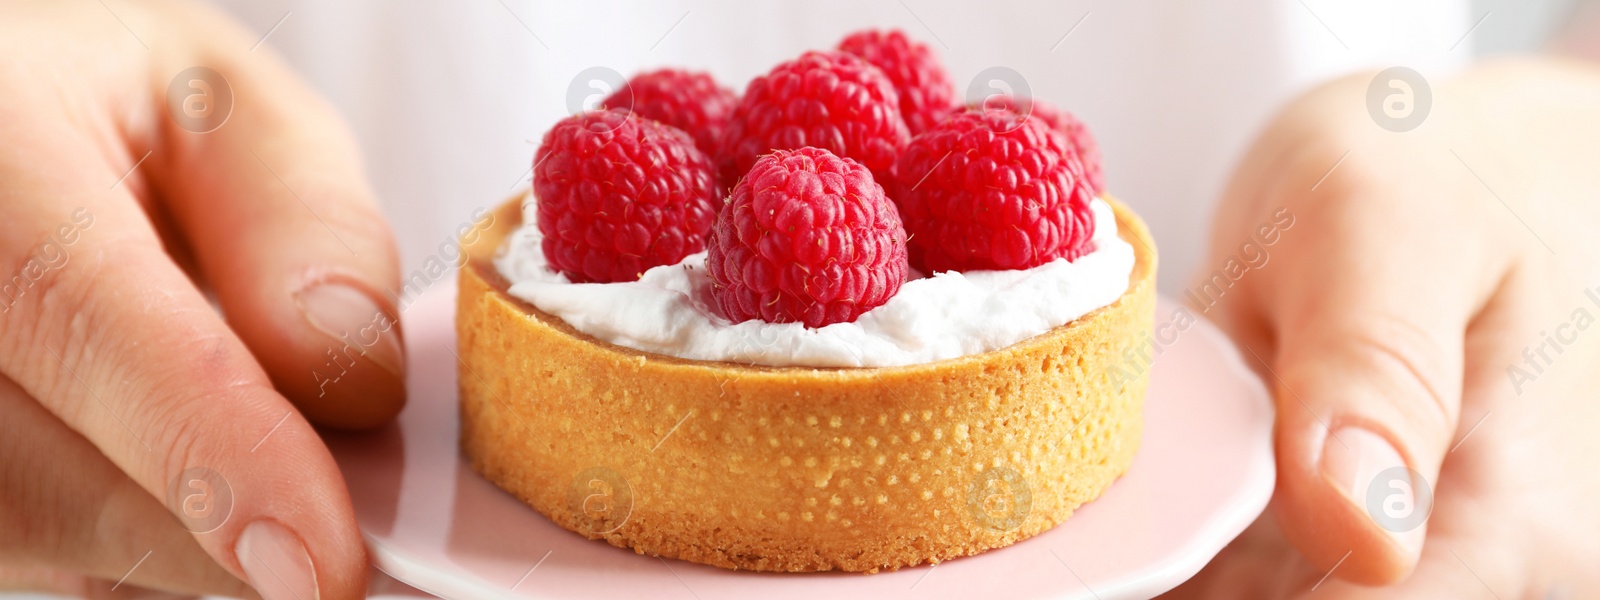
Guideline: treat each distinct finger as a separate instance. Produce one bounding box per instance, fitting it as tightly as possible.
[1304,536,1522,599]
[0,565,199,600]
[1452,250,1600,596]
[146,3,404,430]
[0,143,366,597]
[367,568,434,597]
[1245,168,1511,585]
[0,374,253,598]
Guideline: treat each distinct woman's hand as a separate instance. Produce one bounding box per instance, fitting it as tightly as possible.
[1167,59,1600,597]
[0,1,404,598]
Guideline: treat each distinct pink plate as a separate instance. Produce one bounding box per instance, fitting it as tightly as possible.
[327,282,1275,600]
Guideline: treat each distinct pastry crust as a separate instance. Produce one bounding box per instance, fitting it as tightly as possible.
[457,194,1157,572]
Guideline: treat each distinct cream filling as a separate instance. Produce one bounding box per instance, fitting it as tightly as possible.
[495,195,1134,368]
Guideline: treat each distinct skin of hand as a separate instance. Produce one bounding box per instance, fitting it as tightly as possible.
[0,1,406,598]
[1164,58,1600,597]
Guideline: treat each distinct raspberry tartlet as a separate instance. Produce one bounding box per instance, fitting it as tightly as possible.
[457,30,1156,574]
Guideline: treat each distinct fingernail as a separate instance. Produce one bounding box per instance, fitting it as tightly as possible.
[1320,426,1426,554]
[296,280,404,377]
[235,520,319,600]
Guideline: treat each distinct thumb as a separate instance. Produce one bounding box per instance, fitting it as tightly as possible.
[151,5,404,429]
[1256,208,1494,586]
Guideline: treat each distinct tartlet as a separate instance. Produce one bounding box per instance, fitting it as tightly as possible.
[457,193,1157,572]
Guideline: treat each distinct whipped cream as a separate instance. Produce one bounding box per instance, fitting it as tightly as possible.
[495,196,1135,368]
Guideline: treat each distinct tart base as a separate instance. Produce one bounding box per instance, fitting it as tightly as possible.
[456,195,1157,572]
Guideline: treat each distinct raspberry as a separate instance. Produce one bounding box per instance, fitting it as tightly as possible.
[893,109,1096,273]
[707,147,909,328]
[533,109,718,283]
[969,95,1105,194]
[838,29,958,135]
[717,51,910,187]
[602,68,737,158]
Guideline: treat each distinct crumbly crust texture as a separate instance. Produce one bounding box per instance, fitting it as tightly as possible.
[456,194,1157,572]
